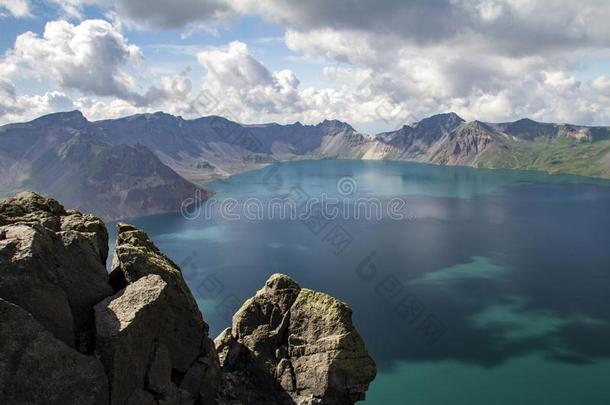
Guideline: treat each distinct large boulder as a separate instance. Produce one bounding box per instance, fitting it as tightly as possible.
[0,192,112,351]
[96,224,220,404]
[215,274,376,405]
[0,298,109,405]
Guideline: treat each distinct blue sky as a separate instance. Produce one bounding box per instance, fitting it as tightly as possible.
[1,0,610,132]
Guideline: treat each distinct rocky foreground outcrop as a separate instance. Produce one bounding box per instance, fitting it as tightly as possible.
[0,192,376,404]
[215,274,377,404]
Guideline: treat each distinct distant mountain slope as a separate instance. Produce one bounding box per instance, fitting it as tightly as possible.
[1,110,609,219]
[93,113,363,181]
[0,111,211,220]
[353,113,610,178]
[91,109,610,180]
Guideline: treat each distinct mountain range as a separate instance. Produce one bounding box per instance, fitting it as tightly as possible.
[1,110,609,219]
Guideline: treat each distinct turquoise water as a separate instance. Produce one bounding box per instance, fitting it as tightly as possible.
[110,160,610,404]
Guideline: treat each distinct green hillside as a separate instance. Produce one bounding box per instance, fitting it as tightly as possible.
[478,134,610,178]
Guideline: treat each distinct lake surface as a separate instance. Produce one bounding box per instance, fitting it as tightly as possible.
[109,160,610,405]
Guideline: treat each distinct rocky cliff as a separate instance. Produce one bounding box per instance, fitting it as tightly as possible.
[0,192,376,404]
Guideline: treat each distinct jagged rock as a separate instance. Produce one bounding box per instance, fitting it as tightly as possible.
[216,274,376,405]
[109,223,197,310]
[0,192,112,351]
[0,298,109,405]
[97,223,220,404]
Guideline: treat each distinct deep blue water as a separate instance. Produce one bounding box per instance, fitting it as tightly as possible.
[109,160,610,404]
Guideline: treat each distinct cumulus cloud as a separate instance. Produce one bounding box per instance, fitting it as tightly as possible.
[2,1,610,128]
[1,20,143,99]
[193,41,303,121]
[0,18,206,124]
[0,19,195,107]
[191,41,417,127]
[260,0,610,125]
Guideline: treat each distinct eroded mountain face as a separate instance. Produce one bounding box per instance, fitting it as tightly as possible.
[0,111,212,221]
[0,192,376,405]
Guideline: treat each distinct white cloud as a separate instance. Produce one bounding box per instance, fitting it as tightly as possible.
[285,29,376,65]
[592,75,610,94]
[73,96,140,120]
[193,41,304,122]
[0,19,197,108]
[2,2,610,128]
[46,0,105,19]
[191,41,424,127]
[543,71,580,93]
[267,5,610,126]
[1,20,143,100]
[0,18,209,124]
[0,78,75,124]
[0,0,31,17]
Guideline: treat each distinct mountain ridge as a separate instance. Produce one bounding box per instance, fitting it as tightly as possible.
[2,110,610,219]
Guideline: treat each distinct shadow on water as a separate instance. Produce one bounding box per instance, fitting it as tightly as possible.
[350,189,610,371]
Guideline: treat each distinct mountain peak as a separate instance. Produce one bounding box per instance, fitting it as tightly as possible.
[417,112,464,125]
[127,111,181,122]
[31,110,88,126]
[411,112,465,141]
[317,119,355,133]
[499,117,557,139]
[513,117,538,124]
[415,112,464,129]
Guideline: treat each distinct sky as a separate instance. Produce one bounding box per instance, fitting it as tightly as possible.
[1,0,610,133]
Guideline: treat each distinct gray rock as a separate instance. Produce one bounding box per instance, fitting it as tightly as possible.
[216,274,376,405]
[0,192,112,351]
[288,289,377,404]
[97,223,220,404]
[0,298,109,405]
[95,274,219,404]
[0,193,376,405]
[109,223,198,313]
[147,343,172,395]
